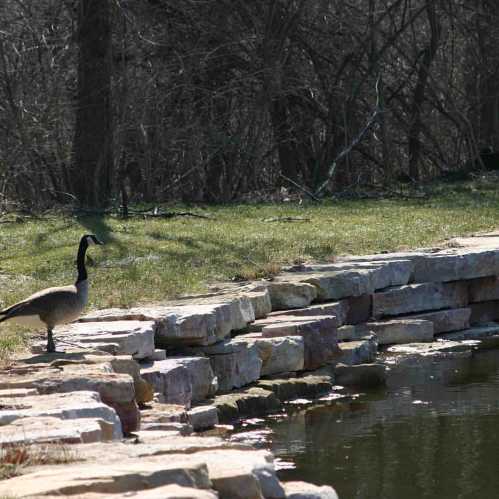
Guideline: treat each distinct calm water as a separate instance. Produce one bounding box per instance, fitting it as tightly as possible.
[248,349,499,499]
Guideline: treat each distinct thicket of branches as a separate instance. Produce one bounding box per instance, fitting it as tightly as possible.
[1,0,498,208]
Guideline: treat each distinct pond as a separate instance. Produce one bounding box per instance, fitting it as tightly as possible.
[237,348,499,499]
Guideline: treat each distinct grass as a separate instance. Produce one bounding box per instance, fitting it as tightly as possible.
[2,178,499,356]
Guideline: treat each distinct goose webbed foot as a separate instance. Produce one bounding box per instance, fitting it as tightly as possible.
[46,328,56,353]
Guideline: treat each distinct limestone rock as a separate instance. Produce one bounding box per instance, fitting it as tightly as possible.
[0,388,38,397]
[0,416,114,445]
[214,387,281,423]
[268,302,348,326]
[234,334,305,376]
[0,391,122,439]
[188,405,219,431]
[141,360,193,407]
[334,363,386,387]
[372,282,468,318]
[57,321,156,359]
[188,339,262,392]
[386,340,478,357]
[408,308,471,334]
[412,249,499,283]
[161,357,218,402]
[243,288,273,319]
[264,282,318,310]
[257,375,332,401]
[283,481,339,499]
[87,484,219,498]
[0,455,211,496]
[260,316,337,370]
[336,335,378,365]
[366,319,434,345]
[337,324,371,342]
[197,449,285,499]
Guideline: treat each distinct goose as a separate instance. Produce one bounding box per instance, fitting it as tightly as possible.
[0,234,104,353]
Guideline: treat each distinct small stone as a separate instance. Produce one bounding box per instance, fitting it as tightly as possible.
[188,405,219,431]
[257,375,332,401]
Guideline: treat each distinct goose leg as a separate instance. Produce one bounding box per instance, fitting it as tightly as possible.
[47,327,56,353]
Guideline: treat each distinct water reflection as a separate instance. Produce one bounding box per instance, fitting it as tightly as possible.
[266,349,499,499]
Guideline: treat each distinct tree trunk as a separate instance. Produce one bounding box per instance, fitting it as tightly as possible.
[72,0,113,207]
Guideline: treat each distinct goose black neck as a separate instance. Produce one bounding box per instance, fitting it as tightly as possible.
[76,237,89,283]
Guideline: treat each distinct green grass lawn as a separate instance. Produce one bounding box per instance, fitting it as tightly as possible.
[2,181,499,357]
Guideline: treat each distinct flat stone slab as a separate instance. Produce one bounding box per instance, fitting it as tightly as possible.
[214,387,281,423]
[337,324,371,341]
[0,391,122,439]
[81,297,255,348]
[0,454,211,497]
[439,324,499,341]
[405,308,471,334]
[56,320,156,359]
[372,282,468,318]
[80,485,219,498]
[283,480,339,499]
[277,259,413,300]
[0,416,113,445]
[141,359,193,407]
[187,339,262,392]
[366,319,434,345]
[235,333,305,376]
[386,340,479,357]
[336,335,378,365]
[268,301,349,326]
[260,316,337,370]
[412,248,499,283]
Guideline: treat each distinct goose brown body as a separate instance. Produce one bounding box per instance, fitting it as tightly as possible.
[0,235,103,352]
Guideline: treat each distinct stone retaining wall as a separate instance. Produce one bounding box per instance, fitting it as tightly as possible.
[4,237,499,497]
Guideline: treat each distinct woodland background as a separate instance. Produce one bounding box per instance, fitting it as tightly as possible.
[1,0,499,209]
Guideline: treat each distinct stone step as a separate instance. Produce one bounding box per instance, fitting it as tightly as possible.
[365,319,434,345]
[412,248,499,283]
[372,282,468,318]
[386,340,478,357]
[188,405,219,432]
[255,316,337,371]
[263,281,318,310]
[234,333,305,376]
[54,320,156,360]
[401,307,471,334]
[0,416,114,446]
[0,391,122,439]
[81,296,255,348]
[283,481,339,499]
[267,301,348,326]
[336,335,378,365]
[275,259,413,301]
[0,363,139,434]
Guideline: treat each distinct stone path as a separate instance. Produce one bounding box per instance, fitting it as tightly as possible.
[3,230,499,497]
